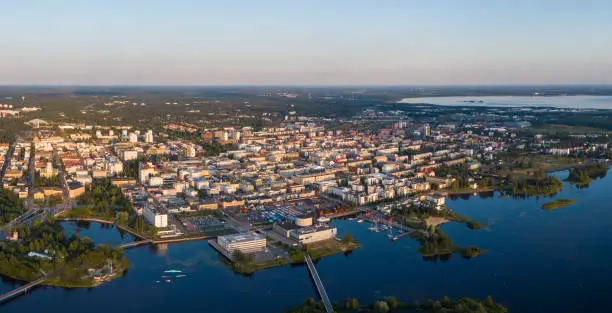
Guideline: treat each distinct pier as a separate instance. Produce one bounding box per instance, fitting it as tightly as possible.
[304,254,334,313]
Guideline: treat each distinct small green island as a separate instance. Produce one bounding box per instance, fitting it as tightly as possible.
[541,199,576,211]
[287,295,507,313]
[410,228,483,259]
[504,173,563,197]
[0,220,128,288]
[566,164,609,186]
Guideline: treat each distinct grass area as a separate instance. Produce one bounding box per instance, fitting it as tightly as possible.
[58,208,114,221]
[230,239,361,275]
[306,239,361,260]
[444,186,495,195]
[538,157,584,172]
[541,199,576,211]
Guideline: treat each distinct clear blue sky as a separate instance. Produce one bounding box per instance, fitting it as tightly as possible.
[2,0,611,85]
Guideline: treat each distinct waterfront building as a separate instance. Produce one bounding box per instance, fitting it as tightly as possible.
[290,224,337,244]
[143,204,168,228]
[295,214,313,227]
[217,232,266,254]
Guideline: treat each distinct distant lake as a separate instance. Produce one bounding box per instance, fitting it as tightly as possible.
[397,95,612,109]
[2,170,612,313]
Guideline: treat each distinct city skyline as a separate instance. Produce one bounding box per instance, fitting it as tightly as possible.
[2,0,612,85]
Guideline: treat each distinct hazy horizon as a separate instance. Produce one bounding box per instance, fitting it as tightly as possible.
[3,0,612,85]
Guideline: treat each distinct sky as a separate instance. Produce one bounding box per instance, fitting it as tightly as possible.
[1,0,612,85]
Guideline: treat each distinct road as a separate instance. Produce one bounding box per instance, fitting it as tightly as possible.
[0,148,73,232]
[52,149,73,213]
[0,141,15,183]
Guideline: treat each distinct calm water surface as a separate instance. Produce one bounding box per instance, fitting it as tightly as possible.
[2,170,612,313]
[398,95,612,109]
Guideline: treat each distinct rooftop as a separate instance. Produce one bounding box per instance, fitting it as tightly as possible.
[218,232,265,244]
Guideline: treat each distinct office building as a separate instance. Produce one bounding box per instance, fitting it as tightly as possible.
[217,232,266,254]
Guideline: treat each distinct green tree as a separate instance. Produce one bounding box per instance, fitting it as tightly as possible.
[342,233,354,243]
[373,300,390,313]
[387,296,399,309]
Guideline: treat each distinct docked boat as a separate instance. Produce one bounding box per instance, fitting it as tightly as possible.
[317,216,330,223]
[357,219,364,223]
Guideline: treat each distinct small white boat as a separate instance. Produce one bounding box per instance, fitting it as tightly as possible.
[317,216,330,223]
[357,219,364,223]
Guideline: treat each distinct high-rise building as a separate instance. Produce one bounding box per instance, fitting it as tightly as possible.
[128,132,138,143]
[424,124,431,137]
[145,130,154,143]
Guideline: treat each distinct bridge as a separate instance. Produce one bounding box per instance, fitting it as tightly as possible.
[118,240,152,249]
[0,270,49,304]
[304,254,334,313]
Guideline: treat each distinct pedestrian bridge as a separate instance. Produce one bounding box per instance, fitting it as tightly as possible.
[118,240,152,249]
[304,254,334,313]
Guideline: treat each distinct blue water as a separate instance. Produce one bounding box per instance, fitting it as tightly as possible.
[2,170,612,313]
[398,95,612,109]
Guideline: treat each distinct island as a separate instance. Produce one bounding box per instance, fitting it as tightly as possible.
[409,227,483,260]
[0,220,128,288]
[504,173,563,197]
[566,164,609,186]
[287,295,507,313]
[541,199,576,211]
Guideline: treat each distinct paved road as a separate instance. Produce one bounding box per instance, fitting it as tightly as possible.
[0,141,15,183]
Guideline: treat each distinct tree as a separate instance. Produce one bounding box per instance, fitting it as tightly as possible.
[304,297,316,306]
[116,212,129,225]
[373,301,390,313]
[342,233,354,243]
[387,296,399,309]
[350,298,359,309]
[486,295,494,307]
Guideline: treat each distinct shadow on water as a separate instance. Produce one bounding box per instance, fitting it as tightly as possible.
[75,221,91,230]
[422,253,453,262]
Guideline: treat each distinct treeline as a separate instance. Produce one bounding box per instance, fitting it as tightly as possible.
[201,142,232,157]
[410,228,482,260]
[33,172,62,188]
[503,174,563,197]
[0,188,25,225]
[76,178,133,217]
[436,165,474,178]
[287,295,507,313]
[566,164,608,185]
